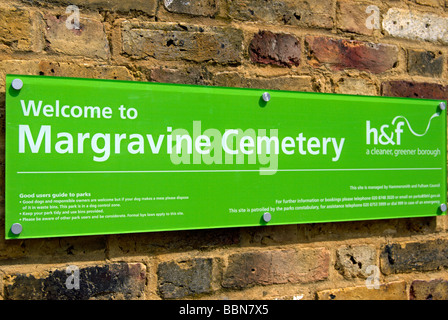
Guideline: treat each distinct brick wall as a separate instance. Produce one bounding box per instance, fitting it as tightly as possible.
[1,0,448,300]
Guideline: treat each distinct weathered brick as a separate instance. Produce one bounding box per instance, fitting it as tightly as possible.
[0,60,133,94]
[249,31,300,67]
[4,224,104,262]
[0,127,4,165]
[436,215,448,232]
[122,21,243,65]
[222,248,329,289]
[416,0,443,6]
[0,7,44,52]
[37,61,133,80]
[415,0,445,7]
[5,263,146,300]
[212,72,312,92]
[306,36,398,74]
[335,245,377,279]
[157,258,215,299]
[380,240,448,274]
[0,275,3,300]
[317,281,407,300]
[333,77,378,96]
[382,80,448,100]
[149,66,211,85]
[44,14,110,60]
[22,236,107,261]
[383,8,448,43]
[408,49,444,77]
[109,228,239,258]
[240,225,300,246]
[410,279,448,300]
[36,0,157,15]
[0,43,9,53]
[0,60,40,92]
[337,1,378,35]
[163,0,218,17]
[228,0,333,29]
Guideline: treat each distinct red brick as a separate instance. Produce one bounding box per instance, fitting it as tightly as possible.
[306,36,398,73]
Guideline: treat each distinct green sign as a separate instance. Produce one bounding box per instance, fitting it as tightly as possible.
[5,75,447,239]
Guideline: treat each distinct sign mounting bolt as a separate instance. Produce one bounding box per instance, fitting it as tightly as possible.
[11,79,23,90]
[11,223,23,235]
[262,92,271,102]
[440,204,447,212]
[439,102,446,111]
[263,212,271,223]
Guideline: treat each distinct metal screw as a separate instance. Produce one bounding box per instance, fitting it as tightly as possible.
[10,223,22,235]
[262,92,271,102]
[262,212,271,223]
[440,203,447,212]
[439,102,446,111]
[11,78,23,90]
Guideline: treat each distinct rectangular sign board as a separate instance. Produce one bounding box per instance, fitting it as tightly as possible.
[5,74,447,239]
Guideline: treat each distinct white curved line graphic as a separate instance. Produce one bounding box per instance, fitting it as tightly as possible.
[392,112,440,137]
